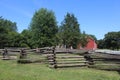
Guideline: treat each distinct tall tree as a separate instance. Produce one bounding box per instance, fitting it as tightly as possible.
[29,8,58,48]
[59,13,81,48]
[21,29,33,48]
[104,31,120,50]
[79,31,88,47]
[0,17,17,48]
[97,39,104,49]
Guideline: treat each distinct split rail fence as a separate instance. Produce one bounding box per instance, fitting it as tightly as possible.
[47,49,120,71]
[0,48,120,71]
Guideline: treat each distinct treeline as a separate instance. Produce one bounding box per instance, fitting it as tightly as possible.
[0,8,119,49]
[98,31,120,50]
[0,8,91,49]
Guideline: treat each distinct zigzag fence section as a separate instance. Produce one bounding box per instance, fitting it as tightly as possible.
[85,52,120,71]
[0,47,53,63]
[47,48,89,68]
[47,49,120,71]
[0,48,120,71]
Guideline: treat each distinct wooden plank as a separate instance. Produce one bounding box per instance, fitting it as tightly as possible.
[47,56,84,59]
[0,56,3,58]
[8,52,19,54]
[95,64,120,66]
[56,64,87,68]
[56,51,73,54]
[92,59,120,61]
[56,58,85,61]
[57,60,87,62]
[0,49,4,50]
[8,50,20,52]
[56,61,88,64]
[48,60,87,64]
[2,58,11,60]
[56,56,84,59]
[25,49,36,52]
[92,57,120,60]
[56,53,77,56]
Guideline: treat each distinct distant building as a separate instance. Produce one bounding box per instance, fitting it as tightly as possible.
[77,37,97,50]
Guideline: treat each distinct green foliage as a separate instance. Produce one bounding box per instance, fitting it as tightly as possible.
[21,29,33,48]
[104,31,120,50]
[29,8,58,48]
[0,11,98,49]
[59,13,81,48]
[8,32,23,47]
[98,31,120,49]
[0,17,17,32]
[97,39,104,49]
[0,17,18,48]
[79,31,88,47]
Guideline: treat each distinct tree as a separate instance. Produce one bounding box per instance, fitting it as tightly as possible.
[29,8,58,48]
[7,32,23,47]
[104,31,120,50]
[0,26,8,48]
[59,13,81,48]
[21,29,33,48]
[79,31,88,47]
[0,17,18,48]
[0,17,17,32]
[97,39,104,49]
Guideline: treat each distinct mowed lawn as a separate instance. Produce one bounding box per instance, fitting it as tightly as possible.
[0,60,120,80]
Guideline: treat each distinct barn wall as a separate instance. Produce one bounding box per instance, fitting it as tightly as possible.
[77,37,97,50]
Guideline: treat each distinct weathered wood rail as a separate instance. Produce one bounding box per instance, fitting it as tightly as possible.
[47,48,120,71]
[85,53,120,71]
[47,48,88,68]
[0,48,120,71]
[0,47,53,61]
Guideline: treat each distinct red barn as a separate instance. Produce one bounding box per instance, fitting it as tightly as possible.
[77,37,97,50]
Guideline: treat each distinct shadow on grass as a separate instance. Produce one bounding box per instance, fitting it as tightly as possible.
[117,70,120,75]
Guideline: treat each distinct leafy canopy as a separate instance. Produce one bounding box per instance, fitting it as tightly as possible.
[0,17,18,48]
[29,8,58,48]
[59,13,81,48]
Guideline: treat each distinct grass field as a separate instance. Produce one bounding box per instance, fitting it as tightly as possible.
[0,59,120,80]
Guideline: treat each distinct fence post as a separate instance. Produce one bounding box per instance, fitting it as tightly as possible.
[2,49,8,58]
[36,48,40,53]
[20,49,27,59]
[52,47,57,68]
[84,55,94,67]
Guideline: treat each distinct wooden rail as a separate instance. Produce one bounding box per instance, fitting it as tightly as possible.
[47,48,88,68]
[0,47,54,60]
[47,49,120,71]
[0,47,120,71]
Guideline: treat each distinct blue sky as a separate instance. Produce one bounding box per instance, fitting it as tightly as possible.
[0,0,120,40]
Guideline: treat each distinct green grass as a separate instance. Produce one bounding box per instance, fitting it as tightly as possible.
[0,60,120,80]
